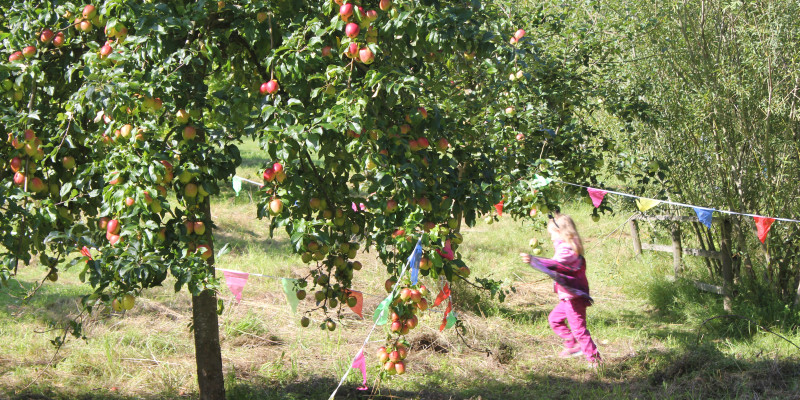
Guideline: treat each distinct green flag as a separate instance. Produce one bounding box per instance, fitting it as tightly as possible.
[232,176,242,196]
[281,278,300,314]
[445,311,457,329]
[373,295,392,325]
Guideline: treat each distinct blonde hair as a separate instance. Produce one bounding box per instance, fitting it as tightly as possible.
[547,213,584,256]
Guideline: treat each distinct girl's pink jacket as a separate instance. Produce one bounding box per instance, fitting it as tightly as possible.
[528,239,592,304]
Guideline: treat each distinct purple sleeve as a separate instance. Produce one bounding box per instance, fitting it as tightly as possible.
[526,257,593,303]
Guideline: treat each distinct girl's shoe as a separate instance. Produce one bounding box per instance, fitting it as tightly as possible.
[558,346,583,358]
[587,355,604,368]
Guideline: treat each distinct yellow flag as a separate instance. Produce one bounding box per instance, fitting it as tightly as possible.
[636,198,661,212]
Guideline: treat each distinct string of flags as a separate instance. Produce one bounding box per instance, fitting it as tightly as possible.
[559,180,798,244]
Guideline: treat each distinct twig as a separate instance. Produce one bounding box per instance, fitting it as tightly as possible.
[696,314,800,352]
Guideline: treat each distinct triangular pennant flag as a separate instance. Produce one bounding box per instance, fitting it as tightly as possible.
[753,216,776,244]
[433,282,451,307]
[232,176,242,196]
[344,289,364,319]
[373,295,392,325]
[435,239,454,261]
[351,349,368,391]
[587,188,607,208]
[80,246,93,260]
[223,270,249,303]
[281,278,300,314]
[693,207,714,229]
[494,201,504,216]
[636,198,661,212]
[439,300,452,331]
[408,240,423,285]
[445,310,457,330]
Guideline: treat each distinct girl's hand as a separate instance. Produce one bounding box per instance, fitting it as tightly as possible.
[519,253,531,264]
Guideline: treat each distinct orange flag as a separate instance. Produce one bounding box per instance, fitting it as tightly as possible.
[494,201,504,216]
[345,289,364,319]
[434,282,451,307]
[439,300,452,332]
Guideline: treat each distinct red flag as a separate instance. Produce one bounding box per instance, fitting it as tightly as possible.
[434,282,451,307]
[754,216,776,244]
[80,246,93,260]
[494,201,504,216]
[435,240,454,261]
[344,289,364,319]
[439,300,452,332]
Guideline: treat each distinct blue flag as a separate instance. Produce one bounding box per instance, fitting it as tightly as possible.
[408,239,423,285]
[693,207,714,229]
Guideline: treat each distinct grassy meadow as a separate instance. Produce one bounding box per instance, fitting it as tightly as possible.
[2,141,799,399]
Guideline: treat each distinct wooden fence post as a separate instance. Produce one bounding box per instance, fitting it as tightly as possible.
[671,224,682,275]
[630,219,642,255]
[720,218,734,312]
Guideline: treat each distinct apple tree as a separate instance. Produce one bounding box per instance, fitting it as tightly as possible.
[0,0,613,397]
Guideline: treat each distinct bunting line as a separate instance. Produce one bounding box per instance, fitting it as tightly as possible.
[555,181,800,223]
[233,176,264,187]
[328,237,422,400]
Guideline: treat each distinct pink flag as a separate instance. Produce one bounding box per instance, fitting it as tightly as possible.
[344,289,364,318]
[223,270,249,302]
[351,349,368,390]
[494,201,504,216]
[587,188,607,208]
[435,239,454,261]
[754,216,776,244]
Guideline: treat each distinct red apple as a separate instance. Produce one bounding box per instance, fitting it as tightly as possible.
[125,197,135,207]
[409,289,422,303]
[182,126,196,140]
[13,172,25,187]
[417,298,428,311]
[514,29,526,40]
[23,130,36,142]
[40,29,55,43]
[30,177,46,193]
[269,198,283,214]
[365,9,378,21]
[61,156,76,169]
[264,80,279,94]
[344,23,360,38]
[8,51,23,62]
[390,321,402,332]
[383,361,395,373]
[436,137,449,151]
[194,221,206,235]
[198,244,212,260]
[82,4,97,19]
[394,361,405,375]
[99,43,113,57]
[390,311,400,322]
[272,162,283,173]
[185,220,195,235]
[399,124,411,134]
[79,19,92,32]
[397,346,408,360]
[389,350,400,362]
[257,11,268,23]
[384,278,396,293]
[22,46,36,59]
[385,199,398,213]
[53,32,65,47]
[418,107,428,119]
[98,217,110,230]
[345,42,358,58]
[509,36,518,45]
[417,137,429,149]
[358,47,374,64]
[108,233,121,245]
[263,167,275,182]
[321,46,332,57]
[516,133,525,141]
[184,183,198,198]
[176,109,190,124]
[377,347,389,363]
[10,157,22,172]
[143,191,153,204]
[339,3,354,21]
[109,173,123,185]
[379,0,392,11]
[399,288,411,301]
[107,219,120,235]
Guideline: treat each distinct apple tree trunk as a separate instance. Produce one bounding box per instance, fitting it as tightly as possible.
[192,196,225,399]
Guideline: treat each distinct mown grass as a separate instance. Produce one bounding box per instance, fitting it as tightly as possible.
[2,149,799,399]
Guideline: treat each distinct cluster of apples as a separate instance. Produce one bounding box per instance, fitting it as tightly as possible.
[334,0,389,65]
[529,237,543,255]
[111,293,136,312]
[376,341,410,375]
[509,28,525,45]
[6,130,53,194]
[99,217,123,245]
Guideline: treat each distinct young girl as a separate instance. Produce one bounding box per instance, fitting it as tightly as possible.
[520,213,602,367]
